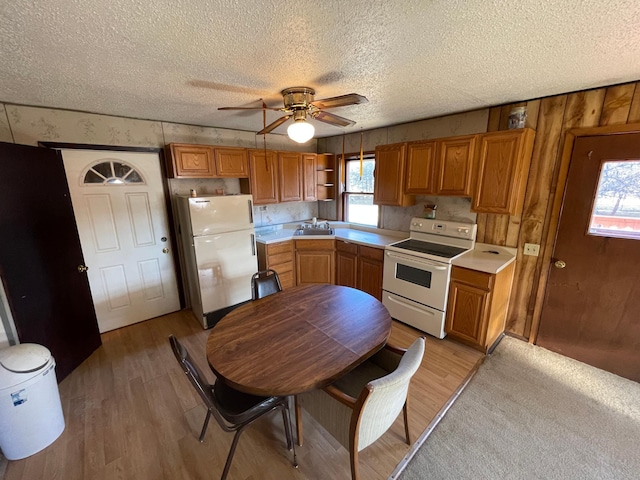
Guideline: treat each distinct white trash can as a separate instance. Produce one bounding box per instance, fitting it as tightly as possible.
[0,344,65,460]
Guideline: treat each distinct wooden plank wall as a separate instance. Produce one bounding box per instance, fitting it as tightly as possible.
[477,80,640,340]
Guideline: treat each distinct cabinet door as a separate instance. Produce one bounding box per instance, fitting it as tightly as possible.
[436,135,476,196]
[214,147,249,178]
[405,141,437,194]
[472,129,535,214]
[248,149,279,205]
[278,152,303,202]
[296,251,334,284]
[445,279,489,345]
[169,144,215,178]
[302,153,318,201]
[357,256,383,300]
[373,143,414,206]
[336,240,358,288]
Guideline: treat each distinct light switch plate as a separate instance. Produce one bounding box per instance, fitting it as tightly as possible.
[523,243,540,256]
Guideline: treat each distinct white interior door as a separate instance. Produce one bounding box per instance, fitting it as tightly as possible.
[61,149,180,332]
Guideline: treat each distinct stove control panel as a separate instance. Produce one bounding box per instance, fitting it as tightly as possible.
[410,218,477,240]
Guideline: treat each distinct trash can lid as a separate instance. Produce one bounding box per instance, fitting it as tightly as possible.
[0,344,52,373]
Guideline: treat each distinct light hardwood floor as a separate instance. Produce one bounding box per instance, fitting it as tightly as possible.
[3,309,482,480]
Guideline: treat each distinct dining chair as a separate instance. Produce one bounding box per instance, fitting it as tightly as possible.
[168,335,297,480]
[300,337,425,480]
[251,269,282,300]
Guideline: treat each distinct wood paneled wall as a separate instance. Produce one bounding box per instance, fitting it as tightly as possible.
[478,81,640,340]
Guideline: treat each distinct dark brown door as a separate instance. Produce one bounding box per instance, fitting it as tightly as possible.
[537,133,640,382]
[0,142,101,381]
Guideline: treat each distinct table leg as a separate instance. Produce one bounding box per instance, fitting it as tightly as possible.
[294,395,303,446]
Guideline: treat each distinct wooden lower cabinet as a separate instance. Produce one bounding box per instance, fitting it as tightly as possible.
[335,240,384,300]
[445,263,515,353]
[257,240,295,289]
[335,241,357,288]
[295,239,335,285]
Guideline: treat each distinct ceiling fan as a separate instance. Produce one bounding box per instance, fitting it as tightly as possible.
[218,87,368,143]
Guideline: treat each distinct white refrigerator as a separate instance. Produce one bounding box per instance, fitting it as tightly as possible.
[177,194,258,328]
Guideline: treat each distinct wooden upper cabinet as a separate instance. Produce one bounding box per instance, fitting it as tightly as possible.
[374,143,415,206]
[435,135,476,196]
[213,147,249,178]
[167,144,215,178]
[302,153,318,201]
[248,149,279,205]
[405,141,437,194]
[278,151,303,202]
[472,128,535,214]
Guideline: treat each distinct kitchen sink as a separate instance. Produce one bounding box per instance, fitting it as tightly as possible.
[295,228,335,236]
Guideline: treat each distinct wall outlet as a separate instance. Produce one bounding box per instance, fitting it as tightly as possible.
[523,243,540,256]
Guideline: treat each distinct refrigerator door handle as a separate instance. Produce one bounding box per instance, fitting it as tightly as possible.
[251,234,256,256]
[248,200,254,224]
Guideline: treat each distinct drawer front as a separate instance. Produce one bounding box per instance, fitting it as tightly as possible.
[270,261,294,276]
[358,245,384,261]
[267,241,294,256]
[451,266,493,290]
[268,251,293,265]
[277,270,295,289]
[336,240,358,255]
[294,239,335,250]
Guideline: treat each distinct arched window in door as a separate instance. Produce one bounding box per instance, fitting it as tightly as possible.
[83,160,145,185]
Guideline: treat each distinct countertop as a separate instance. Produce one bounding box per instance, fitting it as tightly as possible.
[255,223,407,248]
[453,243,517,274]
[256,224,516,274]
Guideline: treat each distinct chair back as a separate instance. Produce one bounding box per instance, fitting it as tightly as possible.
[169,335,216,408]
[251,269,282,300]
[356,337,425,451]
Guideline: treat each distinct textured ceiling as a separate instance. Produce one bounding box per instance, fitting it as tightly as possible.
[1,0,639,138]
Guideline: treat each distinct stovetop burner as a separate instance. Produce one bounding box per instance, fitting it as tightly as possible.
[391,239,469,259]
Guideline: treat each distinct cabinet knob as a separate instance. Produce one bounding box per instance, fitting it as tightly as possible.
[554,260,566,269]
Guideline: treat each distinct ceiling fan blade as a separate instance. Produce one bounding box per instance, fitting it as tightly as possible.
[257,115,292,135]
[218,106,282,111]
[310,93,368,110]
[313,111,356,128]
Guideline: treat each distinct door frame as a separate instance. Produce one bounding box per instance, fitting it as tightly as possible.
[39,142,185,309]
[529,123,640,344]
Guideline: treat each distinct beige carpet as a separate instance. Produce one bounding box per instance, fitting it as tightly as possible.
[399,336,640,479]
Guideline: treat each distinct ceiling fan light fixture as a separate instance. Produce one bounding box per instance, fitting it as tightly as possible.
[287,118,315,143]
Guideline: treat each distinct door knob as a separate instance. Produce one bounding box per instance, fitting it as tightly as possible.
[77,265,89,273]
[162,248,169,254]
[554,260,566,269]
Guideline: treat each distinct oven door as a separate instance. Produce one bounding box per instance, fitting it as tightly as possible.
[382,249,450,311]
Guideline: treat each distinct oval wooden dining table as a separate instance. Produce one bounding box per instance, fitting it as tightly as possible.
[206,283,392,445]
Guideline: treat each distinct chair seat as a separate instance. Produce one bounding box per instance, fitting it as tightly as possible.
[214,380,288,424]
[331,362,390,398]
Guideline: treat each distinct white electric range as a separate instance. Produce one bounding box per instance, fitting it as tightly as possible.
[382,218,477,338]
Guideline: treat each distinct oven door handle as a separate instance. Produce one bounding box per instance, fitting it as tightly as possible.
[385,294,436,316]
[385,251,448,270]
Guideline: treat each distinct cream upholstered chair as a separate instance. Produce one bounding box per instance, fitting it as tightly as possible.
[301,337,425,480]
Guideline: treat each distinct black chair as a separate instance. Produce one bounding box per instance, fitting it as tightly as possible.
[251,269,283,300]
[169,335,297,479]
